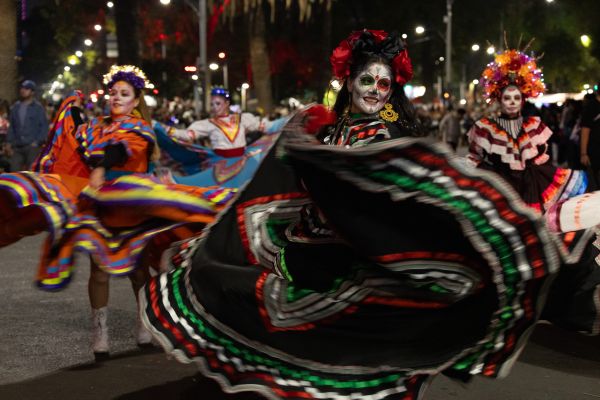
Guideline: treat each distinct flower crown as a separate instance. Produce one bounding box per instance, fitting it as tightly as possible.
[330,29,413,86]
[103,65,152,90]
[481,49,545,101]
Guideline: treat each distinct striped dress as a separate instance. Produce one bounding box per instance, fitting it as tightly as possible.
[141,114,570,399]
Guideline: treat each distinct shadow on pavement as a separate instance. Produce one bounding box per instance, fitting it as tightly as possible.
[1,324,599,400]
[520,323,600,379]
[114,374,263,400]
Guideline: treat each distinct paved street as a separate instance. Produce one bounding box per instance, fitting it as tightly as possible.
[0,235,599,399]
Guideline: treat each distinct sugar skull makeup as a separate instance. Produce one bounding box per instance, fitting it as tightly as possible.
[348,62,393,115]
[500,85,523,116]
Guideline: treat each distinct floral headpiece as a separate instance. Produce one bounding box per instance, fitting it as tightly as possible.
[103,65,152,90]
[481,49,545,102]
[330,29,413,86]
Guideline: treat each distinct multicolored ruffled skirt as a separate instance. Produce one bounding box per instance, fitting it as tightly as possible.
[141,131,571,399]
[0,172,235,290]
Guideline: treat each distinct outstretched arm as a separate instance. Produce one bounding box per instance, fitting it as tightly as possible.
[171,120,211,143]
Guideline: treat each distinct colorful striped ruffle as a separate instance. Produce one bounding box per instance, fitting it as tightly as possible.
[76,116,156,164]
[142,133,562,399]
[0,171,78,243]
[38,216,189,290]
[36,175,234,290]
[541,167,587,206]
[281,136,560,379]
[33,93,81,173]
[79,175,219,217]
[38,175,236,290]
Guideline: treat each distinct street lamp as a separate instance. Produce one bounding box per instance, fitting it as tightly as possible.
[64,66,71,72]
[444,0,454,92]
[107,1,114,7]
[160,0,208,115]
[241,82,250,111]
[415,26,425,35]
[217,52,229,90]
[94,24,102,31]
[471,44,480,52]
[84,39,93,46]
[581,34,591,48]
[209,62,219,71]
[75,50,83,57]
[486,46,495,55]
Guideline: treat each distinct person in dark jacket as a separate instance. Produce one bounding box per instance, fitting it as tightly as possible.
[7,80,49,171]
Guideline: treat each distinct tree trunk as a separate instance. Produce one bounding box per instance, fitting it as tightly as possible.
[317,0,332,102]
[0,0,17,101]
[248,5,273,114]
[115,0,140,65]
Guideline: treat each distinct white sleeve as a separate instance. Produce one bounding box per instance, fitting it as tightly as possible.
[241,112,266,132]
[172,120,211,142]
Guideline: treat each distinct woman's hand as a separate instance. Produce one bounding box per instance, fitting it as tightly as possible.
[581,154,591,167]
[89,167,106,189]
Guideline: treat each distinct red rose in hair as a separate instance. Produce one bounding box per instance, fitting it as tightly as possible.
[392,50,413,85]
[330,39,352,79]
[330,30,390,79]
[330,29,413,86]
[366,30,388,42]
[303,105,337,135]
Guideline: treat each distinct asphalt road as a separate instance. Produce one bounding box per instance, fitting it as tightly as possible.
[0,235,599,399]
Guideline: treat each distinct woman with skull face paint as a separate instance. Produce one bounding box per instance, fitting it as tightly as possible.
[467,49,589,216]
[140,30,571,399]
[467,49,600,335]
[319,31,420,146]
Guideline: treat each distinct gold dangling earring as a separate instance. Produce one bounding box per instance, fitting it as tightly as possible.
[379,103,399,122]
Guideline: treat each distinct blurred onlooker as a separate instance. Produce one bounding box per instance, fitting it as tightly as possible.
[0,100,10,172]
[439,106,462,151]
[541,104,561,164]
[7,80,49,171]
[580,85,600,189]
[562,99,583,169]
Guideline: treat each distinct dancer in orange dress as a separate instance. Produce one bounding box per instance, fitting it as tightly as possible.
[0,66,228,357]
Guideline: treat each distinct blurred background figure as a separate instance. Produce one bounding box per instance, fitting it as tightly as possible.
[6,80,48,171]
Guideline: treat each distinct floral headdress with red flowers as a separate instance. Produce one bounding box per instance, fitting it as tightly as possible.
[480,48,545,102]
[330,29,413,86]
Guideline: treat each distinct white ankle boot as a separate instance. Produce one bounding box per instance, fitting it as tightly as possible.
[136,314,153,347]
[91,307,109,354]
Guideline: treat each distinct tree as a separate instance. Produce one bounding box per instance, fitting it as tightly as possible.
[115,0,141,65]
[0,0,17,101]
[217,0,332,112]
